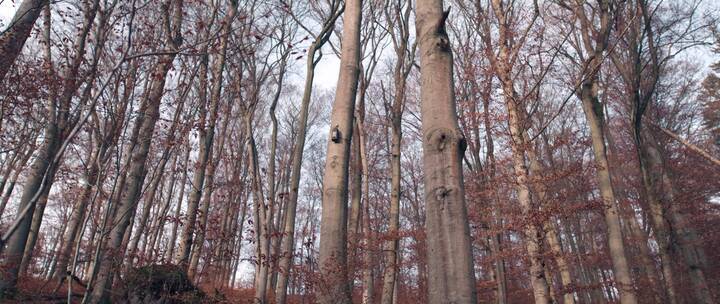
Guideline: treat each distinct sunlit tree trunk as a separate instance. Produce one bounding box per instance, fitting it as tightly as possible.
[526,146,575,304]
[480,0,551,300]
[563,0,638,302]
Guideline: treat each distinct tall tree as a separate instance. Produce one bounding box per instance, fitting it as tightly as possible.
[317,0,362,302]
[274,2,344,303]
[415,1,477,303]
[87,0,183,301]
[380,1,415,303]
[558,0,638,302]
[0,0,101,296]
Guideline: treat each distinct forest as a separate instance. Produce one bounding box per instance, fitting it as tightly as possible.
[0,0,719,303]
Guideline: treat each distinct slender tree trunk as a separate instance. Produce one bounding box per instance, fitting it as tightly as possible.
[526,140,575,304]
[126,156,169,264]
[578,82,638,304]
[274,4,344,299]
[317,1,361,302]
[176,55,211,268]
[381,4,414,301]
[19,165,58,274]
[177,1,233,273]
[643,130,714,303]
[0,122,60,297]
[246,109,270,303]
[380,64,405,304]
[481,84,507,304]
[491,33,553,301]
[415,2,477,303]
[0,147,33,220]
[167,142,191,262]
[88,2,183,300]
[501,87,550,304]
[146,153,180,260]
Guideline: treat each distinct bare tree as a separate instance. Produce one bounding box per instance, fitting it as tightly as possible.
[317,0,361,302]
[415,1,477,303]
[274,2,344,303]
[86,0,184,301]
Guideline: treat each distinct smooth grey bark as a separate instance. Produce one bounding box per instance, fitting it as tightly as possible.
[317,0,361,302]
[260,36,291,296]
[175,55,212,268]
[244,106,270,303]
[174,5,220,268]
[415,1,477,303]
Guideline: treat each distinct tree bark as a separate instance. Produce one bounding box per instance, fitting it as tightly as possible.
[578,83,638,304]
[317,0,361,302]
[415,2,477,303]
[274,4,344,302]
[166,140,192,262]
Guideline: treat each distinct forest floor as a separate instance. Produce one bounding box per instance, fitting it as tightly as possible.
[6,276,259,303]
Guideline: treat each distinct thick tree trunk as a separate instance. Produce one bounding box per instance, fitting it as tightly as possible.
[415,2,477,303]
[317,0,361,302]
